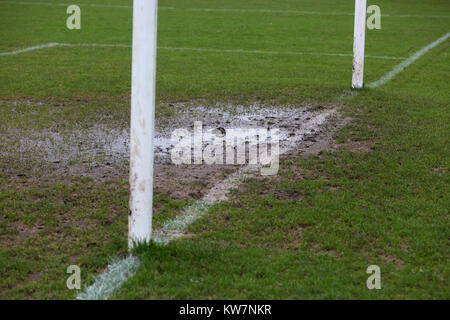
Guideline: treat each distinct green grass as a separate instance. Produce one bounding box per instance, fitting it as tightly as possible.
[0,0,449,299]
[1,0,448,102]
[0,175,190,299]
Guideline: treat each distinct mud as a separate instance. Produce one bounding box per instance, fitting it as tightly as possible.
[1,102,344,200]
[152,107,349,243]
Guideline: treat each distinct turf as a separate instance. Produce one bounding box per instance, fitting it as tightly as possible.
[0,0,449,299]
[1,0,448,102]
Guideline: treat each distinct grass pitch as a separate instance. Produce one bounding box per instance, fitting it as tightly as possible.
[0,0,449,299]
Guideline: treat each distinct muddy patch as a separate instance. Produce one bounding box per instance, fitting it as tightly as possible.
[228,113,352,203]
[337,140,373,153]
[1,103,340,200]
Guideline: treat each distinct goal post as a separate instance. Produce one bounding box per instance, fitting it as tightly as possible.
[129,0,158,248]
[352,0,367,89]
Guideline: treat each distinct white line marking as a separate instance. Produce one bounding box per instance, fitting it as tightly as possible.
[59,43,131,48]
[0,42,405,60]
[184,7,450,19]
[0,42,59,56]
[158,46,405,60]
[0,1,132,9]
[1,1,449,18]
[76,255,140,300]
[367,32,450,88]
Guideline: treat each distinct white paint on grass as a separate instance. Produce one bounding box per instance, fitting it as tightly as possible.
[158,46,405,60]
[0,1,133,9]
[183,7,450,19]
[0,42,59,56]
[1,1,449,19]
[0,42,405,60]
[0,43,130,57]
[59,43,131,48]
[76,255,140,300]
[368,32,450,88]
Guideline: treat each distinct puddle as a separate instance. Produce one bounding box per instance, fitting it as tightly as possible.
[1,103,338,199]
[1,103,333,165]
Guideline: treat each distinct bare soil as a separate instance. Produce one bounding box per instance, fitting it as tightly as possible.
[2,102,350,201]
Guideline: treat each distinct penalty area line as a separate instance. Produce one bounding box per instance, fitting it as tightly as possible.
[0,42,405,60]
[0,43,59,56]
[76,255,140,300]
[367,31,450,88]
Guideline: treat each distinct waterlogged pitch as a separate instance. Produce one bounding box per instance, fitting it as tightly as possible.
[0,0,449,300]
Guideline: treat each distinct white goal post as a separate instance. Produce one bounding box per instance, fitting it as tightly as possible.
[352,0,367,89]
[129,0,158,248]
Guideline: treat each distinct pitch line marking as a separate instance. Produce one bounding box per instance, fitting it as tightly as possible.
[0,42,60,56]
[184,7,450,19]
[368,32,450,88]
[0,1,133,9]
[1,1,449,19]
[0,42,405,60]
[158,46,405,60]
[76,255,140,300]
